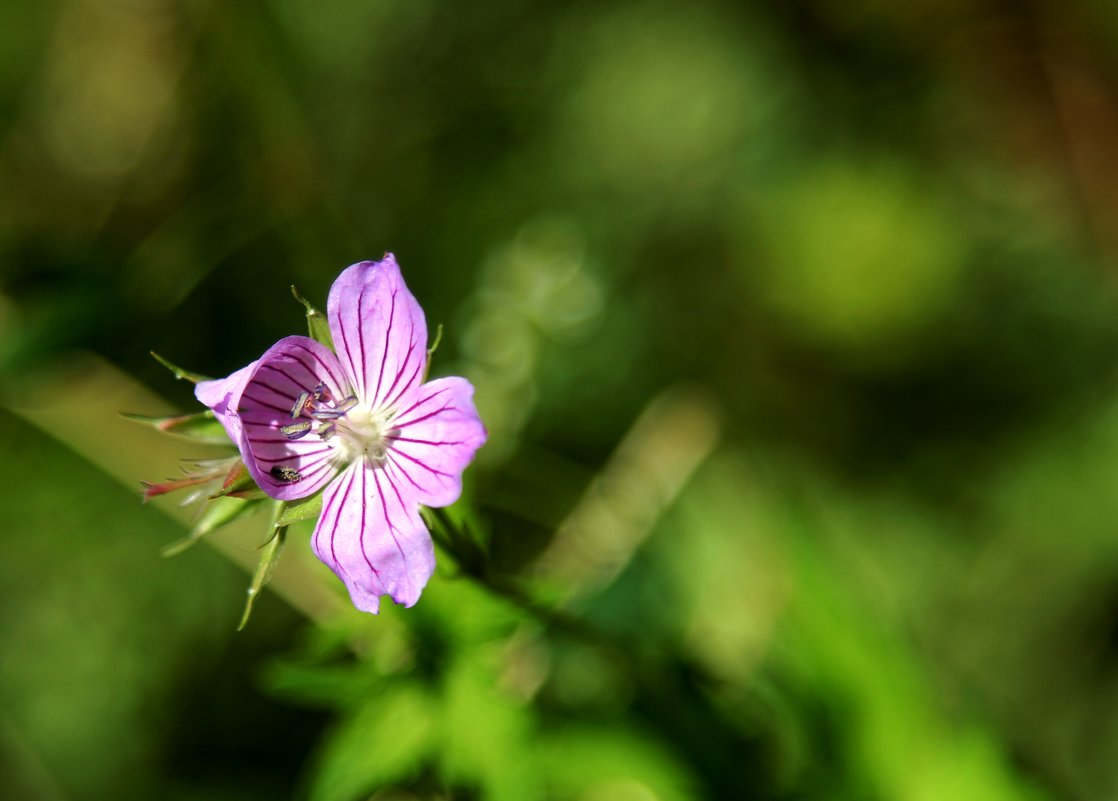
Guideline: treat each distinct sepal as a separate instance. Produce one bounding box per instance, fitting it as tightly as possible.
[141,473,216,502]
[161,495,266,557]
[208,460,268,500]
[122,409,231,445]
[423,323,443,382]
[151,352,211,383]
[275,490,325,527]
[238,517,288,630]
[292,286,335,350]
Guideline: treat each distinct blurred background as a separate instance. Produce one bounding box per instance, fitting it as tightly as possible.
[4,0,1118,799]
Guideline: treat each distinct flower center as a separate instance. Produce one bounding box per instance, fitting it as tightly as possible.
[330,405,396,466]
[279,383,397,468]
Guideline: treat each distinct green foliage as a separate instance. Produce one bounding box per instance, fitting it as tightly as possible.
[309,682,437,801]
[438,650,540,801]
[538,726,696,801]
[750,159,966,360]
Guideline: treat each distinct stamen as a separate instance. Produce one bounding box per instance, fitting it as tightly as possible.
[312,382,329,401]
[290,392,310,418]
[281,420,312,439]
[310,409,345,421]
[333,395,359,414]
[270,465,301,482]
[308,395,360,420]
[324,403,397,466]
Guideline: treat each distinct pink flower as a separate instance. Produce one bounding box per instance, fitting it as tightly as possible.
[195,256,486,612]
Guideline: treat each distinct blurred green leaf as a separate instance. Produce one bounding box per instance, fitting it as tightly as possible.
[539,725,697,801]
[440,649,541,801]
[263,661,387,710]
[309,682,437,801]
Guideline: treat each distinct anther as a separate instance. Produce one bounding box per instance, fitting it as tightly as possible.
[290,392,310,419]
[281,420,312,440]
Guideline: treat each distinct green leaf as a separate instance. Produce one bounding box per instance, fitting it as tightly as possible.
[440,651,541,801]
[162,495,263,557]
[150,351,211,383]
[121,409,231,445]
[292,285,335,350]
[539,725,696,801]
[275,490,325,526]
[309,683,437,801]
[238,525,287,630]
[262,661,387,710]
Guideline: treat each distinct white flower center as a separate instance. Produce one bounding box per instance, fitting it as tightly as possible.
[279,383,400,470]
[330,405,396,466]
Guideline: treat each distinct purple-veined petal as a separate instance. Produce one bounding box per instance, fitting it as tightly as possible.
[195,361,257,444]
[310,461,436,613]
[236,335,350,500]
[385,377,487,508]
[327,255,428,410]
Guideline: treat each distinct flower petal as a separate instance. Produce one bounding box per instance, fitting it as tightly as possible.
[195,361,257,444]
[236,335,350,501]
[310,461,436,613]
[327,255,428,410]
[386,377,487,508]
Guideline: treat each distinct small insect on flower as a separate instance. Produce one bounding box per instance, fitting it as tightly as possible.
[194,255,487,613]
[269,465,301,482]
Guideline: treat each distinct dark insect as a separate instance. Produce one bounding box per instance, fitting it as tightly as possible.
[270,465,301,482]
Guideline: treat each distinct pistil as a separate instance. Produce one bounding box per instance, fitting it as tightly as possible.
[330,405,397,467]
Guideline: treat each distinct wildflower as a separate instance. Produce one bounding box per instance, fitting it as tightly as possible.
[195,255,486,612]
